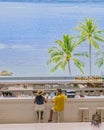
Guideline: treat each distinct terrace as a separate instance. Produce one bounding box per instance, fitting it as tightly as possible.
[0,76,104,124]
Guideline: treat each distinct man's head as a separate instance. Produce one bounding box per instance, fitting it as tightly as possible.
[56,89,62,95]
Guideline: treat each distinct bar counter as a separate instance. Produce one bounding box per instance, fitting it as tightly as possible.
[0,96,104,123]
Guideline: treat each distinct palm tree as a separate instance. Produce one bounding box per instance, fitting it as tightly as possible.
[95,45,104,70]
[77,18,104,76]
[47,34,88,75]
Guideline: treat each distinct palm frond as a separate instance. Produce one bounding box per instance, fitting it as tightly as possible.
[73,52,89,57]
[95,50,102,56]
[95,30,104,33]
[63,34,70,46]
[47,59,52,65]
[95,58,104,68]
[90,24,97,33]
[85,18,97,32]
[73,58,84,74]
[90,38,99,49]
[71,36,86,51]
[77,22,88,33]
[60,60,67,70]
[94,35,104,42]
[50,51,64,58]
[48,47,61,53]
[55,40,66,52]
[50,62,63,73]
[51,55,64,64]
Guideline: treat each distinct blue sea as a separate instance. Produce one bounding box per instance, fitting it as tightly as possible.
[0,1,104,77]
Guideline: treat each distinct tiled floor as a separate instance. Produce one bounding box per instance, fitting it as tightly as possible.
[0,123,103,130]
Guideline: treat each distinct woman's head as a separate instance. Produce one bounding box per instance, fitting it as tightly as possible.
[37,89,44,96]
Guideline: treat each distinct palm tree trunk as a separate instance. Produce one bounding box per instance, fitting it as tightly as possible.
[68,60,71,75]
[89,43,92,76]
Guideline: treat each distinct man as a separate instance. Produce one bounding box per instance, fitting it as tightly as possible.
[48,89,67,122]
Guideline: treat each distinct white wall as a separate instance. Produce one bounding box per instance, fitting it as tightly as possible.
[0,97,104,123]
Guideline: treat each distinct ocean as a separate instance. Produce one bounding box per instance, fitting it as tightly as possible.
[0,1,104,77]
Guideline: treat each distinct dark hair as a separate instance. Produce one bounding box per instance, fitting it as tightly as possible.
[57,89,62,93]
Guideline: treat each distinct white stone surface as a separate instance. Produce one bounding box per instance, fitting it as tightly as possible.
[0,97,104,123]
[0,123,103,130]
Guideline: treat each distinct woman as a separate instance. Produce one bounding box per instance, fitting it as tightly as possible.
[34,89,47,120]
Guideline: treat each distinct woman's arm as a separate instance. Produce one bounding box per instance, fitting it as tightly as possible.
[34,97,36,103]
[43,96,48,103]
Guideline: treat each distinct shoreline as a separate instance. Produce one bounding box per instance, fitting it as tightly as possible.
[0,76,103,84]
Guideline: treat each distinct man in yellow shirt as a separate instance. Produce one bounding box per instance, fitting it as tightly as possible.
[48,89,67,122]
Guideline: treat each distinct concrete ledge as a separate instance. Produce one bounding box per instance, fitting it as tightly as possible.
[0,97,104,123]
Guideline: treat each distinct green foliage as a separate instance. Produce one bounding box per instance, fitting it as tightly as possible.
[72,58,84,74]
[95,47,104,68]
[47,18,104,76]
[77,18,104,49]
[95,58,104,67]
[73,52,89,57]
[48,34,88,75]
[77,18,104,75]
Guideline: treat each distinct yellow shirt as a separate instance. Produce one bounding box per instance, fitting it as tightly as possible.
[53,94,67,112]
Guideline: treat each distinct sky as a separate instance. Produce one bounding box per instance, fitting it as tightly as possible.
[0,2,104,77]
